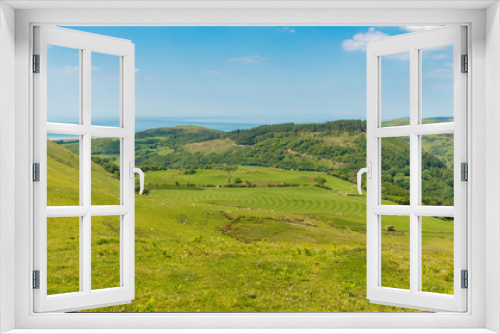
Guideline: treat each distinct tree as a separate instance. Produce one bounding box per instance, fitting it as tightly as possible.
[315,176,327,187]
[222,164,238,183]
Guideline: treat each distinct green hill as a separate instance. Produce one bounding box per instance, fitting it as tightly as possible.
[46,137,454,312]
[46,140,124,294]
[59,120,453,206]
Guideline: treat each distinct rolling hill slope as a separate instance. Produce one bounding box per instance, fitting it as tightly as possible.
[45,138,453,312]
[59,119,453,206]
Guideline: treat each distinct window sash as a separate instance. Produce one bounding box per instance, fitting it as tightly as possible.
[366,26,468,312]
[32,25,136,313]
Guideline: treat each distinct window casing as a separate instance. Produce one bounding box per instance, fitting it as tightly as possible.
[1,3,498,333]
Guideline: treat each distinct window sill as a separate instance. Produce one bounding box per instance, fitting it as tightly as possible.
[4,329,498,334]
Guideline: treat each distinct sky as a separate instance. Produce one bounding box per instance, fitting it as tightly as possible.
[47,26,454,128]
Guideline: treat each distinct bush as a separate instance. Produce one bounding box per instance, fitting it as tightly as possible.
[315,176,327,186]
[135,184,150,195]
[386,225,395,232]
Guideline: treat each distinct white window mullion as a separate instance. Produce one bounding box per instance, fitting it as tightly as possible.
[120,55,125,287]
[90,126,130,138]
[33,27,49,307]
[366,47,380,296]
[46,123,87,135]
[78,48,85,293]
[121,45,135,296]
[45,124,130,138]
[452,26,468,306]
[409,46,420,295]
[372,205,454,217]
[82,213,91,294]
[413,123,454,135]
[82,48,91,208]
[82,47,92,295]
[372,126,411,138]
[415,48,424,295]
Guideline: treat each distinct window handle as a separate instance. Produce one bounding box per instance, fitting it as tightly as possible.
[130,162,145,195]
[357,162,371,195]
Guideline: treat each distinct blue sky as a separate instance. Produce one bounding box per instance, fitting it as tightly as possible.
[47,26,454,127]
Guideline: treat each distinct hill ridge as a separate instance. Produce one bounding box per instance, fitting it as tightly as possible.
[60,119,453,206]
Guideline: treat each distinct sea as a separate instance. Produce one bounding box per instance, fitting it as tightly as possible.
[47,117,265,139]
[134,117,262,132]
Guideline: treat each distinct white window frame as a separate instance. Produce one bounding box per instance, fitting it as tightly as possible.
[33,26,136,313]
[1,2,499,333]
[365,26,468,312]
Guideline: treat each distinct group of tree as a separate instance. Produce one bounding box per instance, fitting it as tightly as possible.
[59,119,454,206]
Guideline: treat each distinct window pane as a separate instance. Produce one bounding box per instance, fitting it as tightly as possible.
[91,52,121,127]
[47,45,80,124]
[421,134,454,206]
[91,216,121,290]
[381,215,410,290]
[91,137,121,206]
[381,52,410,127]
[421,216,454,294]
[47,217,80,295]
[381,137,410,205]
[47,134,80,206]
[421,45,454,124]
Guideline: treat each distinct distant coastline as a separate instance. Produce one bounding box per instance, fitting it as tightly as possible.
[47,118,264,139]
[135,118,262,132]
[46,116,451,139]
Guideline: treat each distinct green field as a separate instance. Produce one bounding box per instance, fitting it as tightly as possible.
[46,136,454,312]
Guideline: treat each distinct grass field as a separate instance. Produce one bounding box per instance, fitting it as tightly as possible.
[146,166,359,193]
[46,140,454,312]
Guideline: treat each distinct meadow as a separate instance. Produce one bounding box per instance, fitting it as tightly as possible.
[46,139,454,312]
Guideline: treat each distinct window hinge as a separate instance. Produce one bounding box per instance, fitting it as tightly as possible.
[33,54,40,73]
[461,54,468,73]
[461,162,468,181]
[461,270,468,289]
[33,163,40,182]
[33,270,40,289]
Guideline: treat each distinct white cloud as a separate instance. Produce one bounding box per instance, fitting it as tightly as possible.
[135,68,140,73]
[342,27,389,51]
[278,27,296,33]
[425,68,453,78]
[226,55,266,64]
[50,65,79,74]
[201,70,224,75]
[434,54,448,60]
[91,66,99,71]
[400,26,436,32]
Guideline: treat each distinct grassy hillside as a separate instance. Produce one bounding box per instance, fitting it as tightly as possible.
[46,140,123,296]
[145,166,358,192]
[60,119,453,206]
[47,136,454,312]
